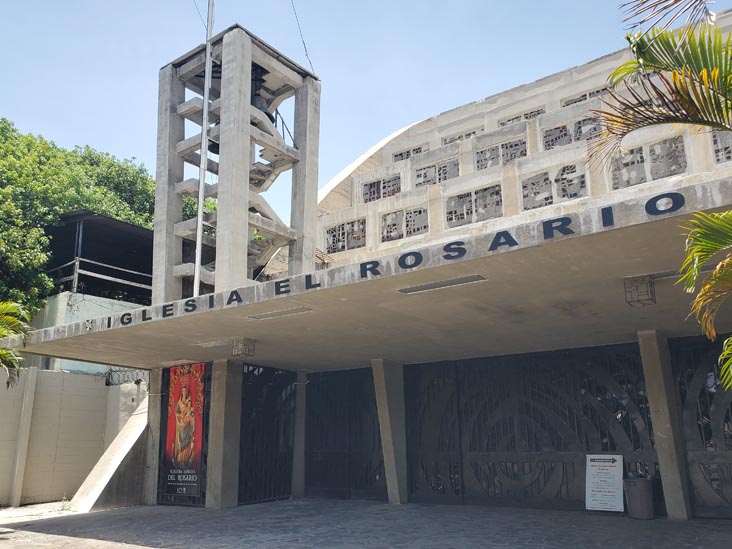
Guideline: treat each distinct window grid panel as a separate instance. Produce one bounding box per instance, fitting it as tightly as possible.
[610,147,646,190]
[405,208,429,236]
[362,180,381,203]
[648,136,687,180]
[475,146,500,171]
[445,193,474,228]
[522,172,554,210]
[437,159,460,183]
[555,164,587,200]
[712,130,732,163]
[415,165,437,187]
[346,219,367,250]
[381,211,404,242]
[573,118,602,142]
[543,125,572,150]
[501,139,527,165]
[474,185,503,221]
[381,175,401,198]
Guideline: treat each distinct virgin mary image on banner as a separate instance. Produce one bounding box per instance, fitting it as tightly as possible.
[164,363,205,497]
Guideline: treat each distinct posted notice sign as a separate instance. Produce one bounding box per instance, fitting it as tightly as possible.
[585,455,624,512]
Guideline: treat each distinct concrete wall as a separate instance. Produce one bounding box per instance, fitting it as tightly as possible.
[27,292,140,374]
[0,369,147,507]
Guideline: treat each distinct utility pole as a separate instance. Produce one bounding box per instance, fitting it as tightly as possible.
[193,0,215,297]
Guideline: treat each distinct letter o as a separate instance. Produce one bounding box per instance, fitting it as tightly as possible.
[645,192,685,216]
[398,251,423,269]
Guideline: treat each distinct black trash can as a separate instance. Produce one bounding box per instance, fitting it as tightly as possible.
[624,478,655,519]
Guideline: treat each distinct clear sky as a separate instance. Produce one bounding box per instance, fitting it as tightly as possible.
[2,0,711,220]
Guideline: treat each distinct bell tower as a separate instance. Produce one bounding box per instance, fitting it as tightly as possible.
[152,25,320,303]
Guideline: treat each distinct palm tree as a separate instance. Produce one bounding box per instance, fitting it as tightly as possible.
[0,301,30,388]
[593,0,732,389]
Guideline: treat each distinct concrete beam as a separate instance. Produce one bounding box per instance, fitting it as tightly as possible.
[289,77,321,276]
[371,359,408,504]
[251,44,304,90]
[71,396,149,513]
[152,64,186,305]
[143,369,162,505]
[637,330,693,520]
[290,370,307,498]
[10,367,37,507]
[215,28,253,291]
[205,360,242,509]
[250,126,300,163]
[173,263,216,286]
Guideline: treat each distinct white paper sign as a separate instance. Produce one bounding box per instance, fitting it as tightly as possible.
[585,454,624,512]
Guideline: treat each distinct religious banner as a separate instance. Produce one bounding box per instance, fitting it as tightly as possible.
[163,363,206,497]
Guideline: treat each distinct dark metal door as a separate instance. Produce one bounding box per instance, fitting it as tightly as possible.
[672,336,732,518]
[305,369,387,500]
[406,344,660,510]
[238,365,296,505]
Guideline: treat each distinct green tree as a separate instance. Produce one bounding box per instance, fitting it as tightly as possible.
[0,301,30,388]
[0,118,156,314]
[594,0,732,388]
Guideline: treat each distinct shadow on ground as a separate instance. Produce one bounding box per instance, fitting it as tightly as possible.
[1,498,732,548]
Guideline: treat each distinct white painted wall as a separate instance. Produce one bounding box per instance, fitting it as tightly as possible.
[0,369,147,506]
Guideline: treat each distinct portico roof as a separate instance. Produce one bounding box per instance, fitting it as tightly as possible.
[6,179,732,372]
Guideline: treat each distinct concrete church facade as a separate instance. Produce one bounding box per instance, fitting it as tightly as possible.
[4,17,732,519]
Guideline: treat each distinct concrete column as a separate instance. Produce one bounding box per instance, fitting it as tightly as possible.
[637,330,693,520]
[152,64,185,304]
[215,28,253,292]
[289,76,321,276]
[206,360,242,509]
[143,368,163,505]
[10,367,37,507]
[291,370,307,498]
[371,359,408,504]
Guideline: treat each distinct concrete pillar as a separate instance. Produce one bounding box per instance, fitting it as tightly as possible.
[143,369,163,505]
[152,64,185,304]
[291,370,307,498]
[289,76,321,276]
[637,330,693,520]
[215,28,253,292]
[206,360,242,509]
[371,359,408,504]
[10,367,37,507]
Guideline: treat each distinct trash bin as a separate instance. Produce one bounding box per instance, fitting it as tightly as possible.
[624,478,655,519]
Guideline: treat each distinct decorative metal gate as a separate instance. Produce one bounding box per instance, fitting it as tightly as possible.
[672,336,732,518]
[405,344,660,510]
[238,365,296,505]
[305,368,387,500]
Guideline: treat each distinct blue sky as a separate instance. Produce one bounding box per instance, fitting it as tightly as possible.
[0,1,700,220]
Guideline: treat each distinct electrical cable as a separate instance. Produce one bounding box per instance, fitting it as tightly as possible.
[289,0,316,74]
[192,0,207,30]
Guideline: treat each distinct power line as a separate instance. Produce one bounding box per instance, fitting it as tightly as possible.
[192,0,207,30]
[289,0,315,74]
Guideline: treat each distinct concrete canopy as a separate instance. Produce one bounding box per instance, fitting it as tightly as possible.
[11,179,732,372]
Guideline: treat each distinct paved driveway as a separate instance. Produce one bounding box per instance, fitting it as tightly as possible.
[1,498,731,548]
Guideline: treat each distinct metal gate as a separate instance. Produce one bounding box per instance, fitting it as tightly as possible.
[305,368,387,500]
[672,336,732,518]
[238,365,296,505]
[405,344,660,510]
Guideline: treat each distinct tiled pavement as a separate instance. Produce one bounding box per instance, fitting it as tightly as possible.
[1,498,731,548]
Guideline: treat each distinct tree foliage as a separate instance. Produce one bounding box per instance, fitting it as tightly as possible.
[0,301,30,388]
[0,118,156,314]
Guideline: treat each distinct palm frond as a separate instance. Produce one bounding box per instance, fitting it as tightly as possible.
[0,348,24,388]
[621,0,715,41]
[609,26,732,95]
[590,70,732,162]
[678,212,732,291]
[719,337,732,390]
[689,255,732,340]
